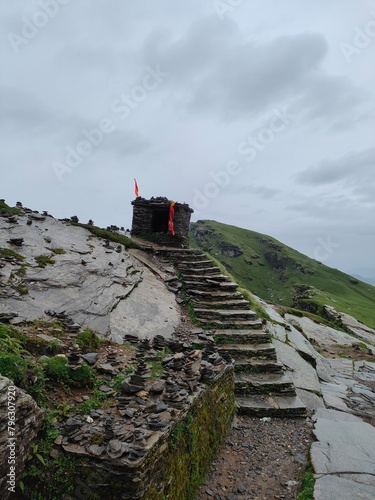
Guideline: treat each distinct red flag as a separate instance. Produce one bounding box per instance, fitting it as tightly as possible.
[169,201,175,236]
[134,178,139,197]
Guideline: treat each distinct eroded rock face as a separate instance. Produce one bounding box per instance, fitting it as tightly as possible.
[0,376,44,499]
[0,212,181,341]
[219,244,243,258]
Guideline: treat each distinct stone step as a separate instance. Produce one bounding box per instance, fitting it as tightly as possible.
[177,266,220,275]
[191,299,250,310]
[188,289,244,301]
[194,309,257,320]
[181,274,232,283]
[184,280,238,291]
[177,260,217,269]
[236,395,307,417]
[235,372,295,396]
[197,318,263,329]
[218,343,277,361]
[167,249,203,255]
[234,360,284,373]
[212,329,270,344]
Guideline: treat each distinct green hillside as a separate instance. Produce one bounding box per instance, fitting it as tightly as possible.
[189,220,375,329]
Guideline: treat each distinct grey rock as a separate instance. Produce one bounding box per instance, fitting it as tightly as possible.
[311,409,375,475]
[88,445,106,457]
[294,453,307,465]
[273,339,321,393]
[295,389,324,413]
[36,333,60,343]
[99,385,113,393]
[0,214,180,342]
[314,475,375,500]
[237,483,246,493]
[96,363,116,375]
[0,376,45,499]
[82,353,99,365]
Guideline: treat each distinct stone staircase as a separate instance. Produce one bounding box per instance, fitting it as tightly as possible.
[158,248,306,418]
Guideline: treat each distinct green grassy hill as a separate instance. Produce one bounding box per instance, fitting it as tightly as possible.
[189,220,375,329]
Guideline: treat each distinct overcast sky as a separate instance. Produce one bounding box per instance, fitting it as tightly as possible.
[1,0,375,276]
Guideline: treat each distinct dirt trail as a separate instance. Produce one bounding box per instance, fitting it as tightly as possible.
[197,415,313,500]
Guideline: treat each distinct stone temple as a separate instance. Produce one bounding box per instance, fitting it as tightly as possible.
[131,196,193,247]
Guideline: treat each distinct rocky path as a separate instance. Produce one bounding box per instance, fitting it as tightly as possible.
[197,415,312,500]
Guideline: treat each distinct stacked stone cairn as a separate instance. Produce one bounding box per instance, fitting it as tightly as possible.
[57,334,230,465]
[66,344,83,370]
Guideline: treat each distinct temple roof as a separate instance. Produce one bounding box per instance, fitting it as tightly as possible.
[131,196,194,212]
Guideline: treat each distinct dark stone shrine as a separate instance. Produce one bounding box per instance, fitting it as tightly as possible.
[131,197,193,247]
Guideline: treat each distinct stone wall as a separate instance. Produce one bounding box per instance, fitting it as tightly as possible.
[131,197,193,248]
[58,367,234,499]
[0,376,45,499]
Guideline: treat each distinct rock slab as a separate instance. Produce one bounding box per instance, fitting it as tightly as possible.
[311,409,375,499]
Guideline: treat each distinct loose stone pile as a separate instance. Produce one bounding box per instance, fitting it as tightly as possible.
[56,336,231,464]
[45,310,81,334]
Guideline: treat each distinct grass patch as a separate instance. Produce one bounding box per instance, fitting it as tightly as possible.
[0,352,28,385]
[75,223,139,249]
[35,254,55,268]
[297,466,314,500]
[148,360,164,379]
[75,329,102,351]
[234,364,263,374]
[28,320,64,333]
[190,220,375,329]
[16,264,28,277]
[112,367,135,391]
[16,283,29,295]
[50,248,66,255]
[0,247,24,261]
[42,356,94,388]
[20,409,81,499]
[0,323,28,348]
[78,378,116,413]
[0,200,22,215]
[0,326,47,404]
[24,336,62,356]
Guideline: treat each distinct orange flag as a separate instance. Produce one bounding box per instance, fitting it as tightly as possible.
[134,178,139,197]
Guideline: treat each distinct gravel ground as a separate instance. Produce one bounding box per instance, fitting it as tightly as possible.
[196,415,314,500]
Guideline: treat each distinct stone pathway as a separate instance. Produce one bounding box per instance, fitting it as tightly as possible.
[158,248,306,418]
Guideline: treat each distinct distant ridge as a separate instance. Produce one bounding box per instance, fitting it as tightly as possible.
[189,220,375,329]
[352,275,375,287]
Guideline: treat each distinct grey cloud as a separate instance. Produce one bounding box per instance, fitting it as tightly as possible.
[295,148,375,197]
[284,189,375,225]
[98,129,150,158]
[141,16,238,82]
[190,33,329,118]
[292,75,368,128]
[142,24,365,124]
[0,86,56,135]
[225,184,280,199]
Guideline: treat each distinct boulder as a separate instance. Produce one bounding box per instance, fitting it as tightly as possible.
[0,376,45,499]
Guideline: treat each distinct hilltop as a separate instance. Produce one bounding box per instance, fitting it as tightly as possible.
[1,200,375,499]
[190,220,375,329]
